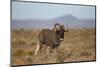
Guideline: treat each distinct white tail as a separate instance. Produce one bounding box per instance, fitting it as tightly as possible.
[34,42,40,56]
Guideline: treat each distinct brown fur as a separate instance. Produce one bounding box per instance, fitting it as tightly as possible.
[34,23,66,55]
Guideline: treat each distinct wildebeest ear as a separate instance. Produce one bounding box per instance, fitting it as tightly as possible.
[54,23,60,32]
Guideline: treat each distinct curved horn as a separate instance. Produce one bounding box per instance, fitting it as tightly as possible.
[61,25,65,31]
[54,23,60,32]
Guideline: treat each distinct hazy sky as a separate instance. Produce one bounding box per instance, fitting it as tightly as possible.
[12,1,95,20]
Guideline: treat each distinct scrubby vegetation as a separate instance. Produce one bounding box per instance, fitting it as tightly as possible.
[12,28,96,65]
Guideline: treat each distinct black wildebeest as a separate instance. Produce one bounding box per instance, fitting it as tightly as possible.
[34,23,69,56]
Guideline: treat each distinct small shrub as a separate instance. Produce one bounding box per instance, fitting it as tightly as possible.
[27,51,34,56]
[26,57,32,63]
[80,51,92,57]
[14,49,25,57]
[56,55,65,63]
[30,42,37,46]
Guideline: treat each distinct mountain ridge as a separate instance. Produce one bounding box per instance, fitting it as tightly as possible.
[12,15,95,29]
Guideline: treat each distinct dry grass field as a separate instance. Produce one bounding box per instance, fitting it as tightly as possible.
[11,28,96,65]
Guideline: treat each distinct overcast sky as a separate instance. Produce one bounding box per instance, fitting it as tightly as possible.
[12,1,95,20]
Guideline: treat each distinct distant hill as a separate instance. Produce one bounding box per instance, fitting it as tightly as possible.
[12,15,95,29]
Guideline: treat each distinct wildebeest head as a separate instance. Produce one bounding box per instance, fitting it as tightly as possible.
[54,23,69,42]
[59,25,65,41]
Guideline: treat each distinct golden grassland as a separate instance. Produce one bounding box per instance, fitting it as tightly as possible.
[11,28,96,65]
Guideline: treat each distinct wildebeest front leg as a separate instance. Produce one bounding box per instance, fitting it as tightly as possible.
[42,45,48,56]
[52,45,59,57]
[50,46,54,53]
